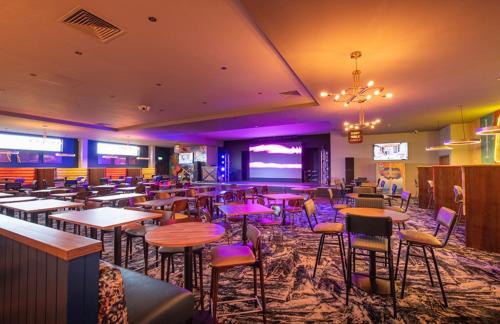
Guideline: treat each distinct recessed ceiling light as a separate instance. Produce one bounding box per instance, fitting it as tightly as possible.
[29,73,37,77]
[109,95,115,98]
[258,92,263,95]
[202,101,207,104]
[74,51,83,55]
[137,105,151,112]
[159,109,164,112]
[148,16,157,22]
[156,83,162,87]
[220,66,227,70]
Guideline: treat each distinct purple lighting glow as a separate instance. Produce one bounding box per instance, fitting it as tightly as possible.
[249,144,302,155]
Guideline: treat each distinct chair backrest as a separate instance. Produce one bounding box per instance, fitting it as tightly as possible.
[354,197,384,209]
[155,192,171,199]
[379,180,386,188]
[303,199,317,231]
[135,184,146,193]
[400,191,412,212]
[327,188,334,201]
[359,193,384,199]
[353,186,375,194]
[85,200,102,209]
[99,178,109,185]
[195,195,209,209]
[171,199,189,213]
[261,185,269,194]
[434,207,458,246]
[235,190,245,202]
[391,184,398,195]
[246,224,262,261]
[346,214,393,237]
[130,196,146,206]
[187,188,197,197]
[288,198,303,208]
[222,191,234,203]
[256,196,265,205]
[249,187,258,195]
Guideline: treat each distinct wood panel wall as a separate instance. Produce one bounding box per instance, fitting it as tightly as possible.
[56,168,88,180]
[88,168,105,186]
[417,166,433,208]
[433,166,462,216]
[126,168,142,178]
[462,165,500,253]
[104,168,126,179]
[36,168,56,187]
[0,168,35,184]
[142,167,155,180]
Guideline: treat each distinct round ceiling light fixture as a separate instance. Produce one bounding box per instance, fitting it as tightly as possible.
[148,16,157,22]
[137,105,151,112]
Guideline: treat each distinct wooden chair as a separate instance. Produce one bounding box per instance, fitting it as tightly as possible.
[284,198,304,226]
[210,224,267,323]
[396,207,458,307]
[303,199,345,280]
[427,180,434,209]
[155,191,171,200]
[453,185,464,224]
[354,197,384,209]
[328,188,349,222]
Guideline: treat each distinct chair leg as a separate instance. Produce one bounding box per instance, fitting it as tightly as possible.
[166,255,171,282]
[160,254,166,281]
[422,246,434,286]
[199,251,204,310]
[259,262,267,324]
[171,255,175,273]
[395,240,403,277]
[253,267,258,307]
[125,236,130,268]
[313,234,325,278]
[193,254,198,288]
[212,269,219,324]
[400,244,411,298]
[352,248,356,272]
[346,247,351,305]
[337,234,346,284]
[388,250,397,317]
[142,237,148,274]
[430,247,448,307]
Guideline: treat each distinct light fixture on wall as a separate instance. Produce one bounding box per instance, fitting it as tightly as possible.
[55,153,76,157]
[343,106,381,131]
[443,105,481,145]
[320,51,392,107]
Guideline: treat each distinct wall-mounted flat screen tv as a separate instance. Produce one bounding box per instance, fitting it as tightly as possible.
[179,152,193,164]
[373,142,408,161]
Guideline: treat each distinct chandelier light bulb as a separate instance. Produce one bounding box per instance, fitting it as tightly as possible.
[344,103,349,107]
[341,89,346,95]
[334,94,340,100]
[376,119,381,123]
[385,93,393,98]
[350,125,354,129]
[354,125,359,130]
[371,125,375,129]
[344,122,349,126]
[320,91,329,97]
[345,128,349,131]
[374,90,380,96]
[366,95,372,100]
[367,80,374,87]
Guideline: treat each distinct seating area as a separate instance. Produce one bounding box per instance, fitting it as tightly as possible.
[1,1,499,323]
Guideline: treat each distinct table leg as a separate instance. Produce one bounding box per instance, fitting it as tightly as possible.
[184,246,193,291]
[30,212,37,223]
[242,214,248,245]
[281,200,286,225]
[369,251,377,289]
[114,226,122,266]
[144,241,149,275]
[90,227,98,239]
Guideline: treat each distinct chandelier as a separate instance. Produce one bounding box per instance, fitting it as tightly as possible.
[320,51,392,107]
[343,107,381,132]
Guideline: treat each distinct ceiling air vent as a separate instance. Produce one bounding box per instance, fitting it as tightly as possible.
[60,8,124,43]
[279,90,302,96]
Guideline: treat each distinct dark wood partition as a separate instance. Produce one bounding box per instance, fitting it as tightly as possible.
[462,165,500,253]
[88,168,105,186]
[432,165,462,216]
[417,166,433,208]
[126,168,142,178]
[36,168,56,187]
[0,216,101,323]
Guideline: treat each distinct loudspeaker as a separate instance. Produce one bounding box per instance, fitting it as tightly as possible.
[241,151,249,180]
[345,157,354,184]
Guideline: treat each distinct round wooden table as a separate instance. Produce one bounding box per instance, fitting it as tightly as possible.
[146,223,225,291]
[339,207,409,223]
[346,193,390,200]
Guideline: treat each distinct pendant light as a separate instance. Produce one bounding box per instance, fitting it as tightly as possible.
[444,105,481,145]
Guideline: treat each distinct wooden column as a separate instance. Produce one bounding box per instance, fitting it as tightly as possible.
[432,165,462,216]
[36,168,56,187]
[462,165,500,253]
[88,168,105,186]
[417,166,433,208]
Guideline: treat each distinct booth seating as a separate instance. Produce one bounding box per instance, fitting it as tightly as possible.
[0,215,194,324]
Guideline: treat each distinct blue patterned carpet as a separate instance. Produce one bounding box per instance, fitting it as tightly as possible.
[100,199,500,323]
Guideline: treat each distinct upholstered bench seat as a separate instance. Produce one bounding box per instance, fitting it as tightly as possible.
[120,267,194,324]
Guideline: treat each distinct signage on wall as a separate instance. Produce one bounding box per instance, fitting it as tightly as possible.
[348,130,363,144]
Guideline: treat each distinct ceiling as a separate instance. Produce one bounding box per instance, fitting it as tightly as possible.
[0,0,499,145]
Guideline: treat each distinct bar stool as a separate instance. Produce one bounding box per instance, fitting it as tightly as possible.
[303,199,346,280]
[210,224,267,323]
[396,207,458,307]
[345,214,397,317]
[453,185,464,224]
[327,188,349,222]
[427,180,434,209]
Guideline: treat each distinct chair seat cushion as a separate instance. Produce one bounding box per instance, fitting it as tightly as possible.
[159,245,203,254]
[351,234,388,252]
[332,204,349,210]
[125,224,158,237]
[313,222,343,233]
[211,245,256,268]
[399,230,442,247]
[120,267,193,324]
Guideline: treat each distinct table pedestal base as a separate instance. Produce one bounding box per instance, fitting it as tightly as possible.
[352,273,391,295]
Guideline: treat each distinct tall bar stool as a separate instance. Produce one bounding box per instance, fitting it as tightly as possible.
[396,207,458,307]
[327,188,349,222]
[210,224,267,323]
[427,180,434,209]
[453,185,464,224]
[303,199,346,280]
[345,214,397,317]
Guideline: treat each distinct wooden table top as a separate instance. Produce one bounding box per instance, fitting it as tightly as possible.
[339,207,409,222]
[0,199,83,212]
[89,193,146,202]
[360,183,378,188]
[117,186,136,191]
[0,196,38,204]
[262,193,305,200]
[0,215,101,261]
[218,203,274,216]
[146,222,225,247]
[346,193,390,199]
[32,188,71,193]
[151,188,188,194]
[50,192,78,198]
[290,187,317,192]
[135,197,192,208]
[93,184,117,189]
[0,192,14,198]
[49,207,162,229]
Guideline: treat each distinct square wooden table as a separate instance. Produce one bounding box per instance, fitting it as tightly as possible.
[135,197,193,210]
[151,188,188,196]
[0,196,38,215]
[89,193,146,206]
[0,199,83,225]
[0,192,14,198]
[50,207,161,266]
[50,192,79,201]
[218,203,274,243]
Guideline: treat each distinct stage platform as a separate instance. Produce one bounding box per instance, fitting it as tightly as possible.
[193,181,330,194]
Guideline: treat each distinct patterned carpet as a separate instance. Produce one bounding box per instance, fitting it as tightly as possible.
[97,199,499,323]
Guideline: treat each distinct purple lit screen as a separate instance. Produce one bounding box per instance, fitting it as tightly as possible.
[249,142,302,180]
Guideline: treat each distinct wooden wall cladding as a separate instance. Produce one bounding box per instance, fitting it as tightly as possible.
[142,167,155,179]
[126,168,142,178]
[462,165,500,253]
[88,168,105,186]
[0,168,35,184]
[36,168,56,187]
[56,168,88,180]
[417,166,433,208]
[105,168,126,179]
[433,166,462,216]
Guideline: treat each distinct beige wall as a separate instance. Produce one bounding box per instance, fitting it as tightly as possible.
[330,130,441,195]
[445,120,482,165]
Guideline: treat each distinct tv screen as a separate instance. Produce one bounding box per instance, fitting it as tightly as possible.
[373,142,408,161]
[249,142,302,180]
[179,152,193,164]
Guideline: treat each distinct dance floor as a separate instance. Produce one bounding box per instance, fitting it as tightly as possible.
[97,198,500,323]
